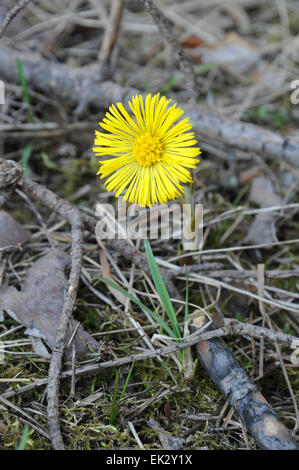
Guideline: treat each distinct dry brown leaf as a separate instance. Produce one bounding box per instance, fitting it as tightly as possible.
[0,251,99,358]
[244,177,282,245]
[181,35,204,48]
[0,211,30,249]
[190,32,261,74]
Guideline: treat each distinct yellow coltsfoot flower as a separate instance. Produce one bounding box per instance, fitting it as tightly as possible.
[93,93,201,207]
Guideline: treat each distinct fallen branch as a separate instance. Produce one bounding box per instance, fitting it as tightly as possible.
[0,158,23,205]
[2,318,297,395]
[0,45,133,116]
[0,122,94,140]
[191,315,298,450]
[0,46,299,165]
[22,178,83,450]
[0,159,83,450]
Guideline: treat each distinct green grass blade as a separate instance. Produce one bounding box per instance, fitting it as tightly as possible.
[94,275,176,338]
[119,361,135,402]
[21,143,34,177]
[115,360,135,417]
[41,151,59,170]
[232,182,250,207]
[144,240,181,339]
[194,61,223,74]
[16,58,35,123]
[17,424,30,450]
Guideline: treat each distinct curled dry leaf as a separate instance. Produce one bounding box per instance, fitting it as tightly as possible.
[0,251,99,358]
[0,211,30,249]
[181,35,204,48]
[244,176,282,245]
[163,402,176,420]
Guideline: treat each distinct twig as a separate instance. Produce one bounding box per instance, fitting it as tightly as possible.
[171,268,299,280]
[0,0,34,38]
[21,179,83,450]
[0,122,95,140]
[0,395,49,440]
[186,108,299,168]
[0,158,23,206]
[257,264,299,431]
[191,315,298,450]
[2,318,297,400]
[128,421,145,450]
[1,46,299,165]
[0,160,83,449]
[176,272,299,315]
[98,0,123,70]
[140,0,197,95]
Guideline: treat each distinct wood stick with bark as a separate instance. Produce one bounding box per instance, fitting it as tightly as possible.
[191,315,297,450]
[0,45,299,165]
[0,159,83,450]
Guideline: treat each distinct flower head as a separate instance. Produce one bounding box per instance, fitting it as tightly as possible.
[93,93,200,207]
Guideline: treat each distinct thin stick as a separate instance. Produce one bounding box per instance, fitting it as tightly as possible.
[140,0,197,95]
[2,318,297,401]
[98,0,123,69]
[20,177,83,449]
[0,395,49,439]
[0,0,34,38]
[0,160,83,449]
[128,421,145,450]
[257,264,299,431]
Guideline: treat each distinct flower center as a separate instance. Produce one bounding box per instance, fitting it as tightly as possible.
[133,133,163,167]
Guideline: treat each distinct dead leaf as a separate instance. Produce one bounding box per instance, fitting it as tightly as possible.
[247,177,282,207]
[163,402,176,420]
[239,167,263,186]
[0,211,30,249]
[244,177,282,245]
[0,251,99,358]
[190,32,262,75]
[181,35,204,48]
[148,417,185,450]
